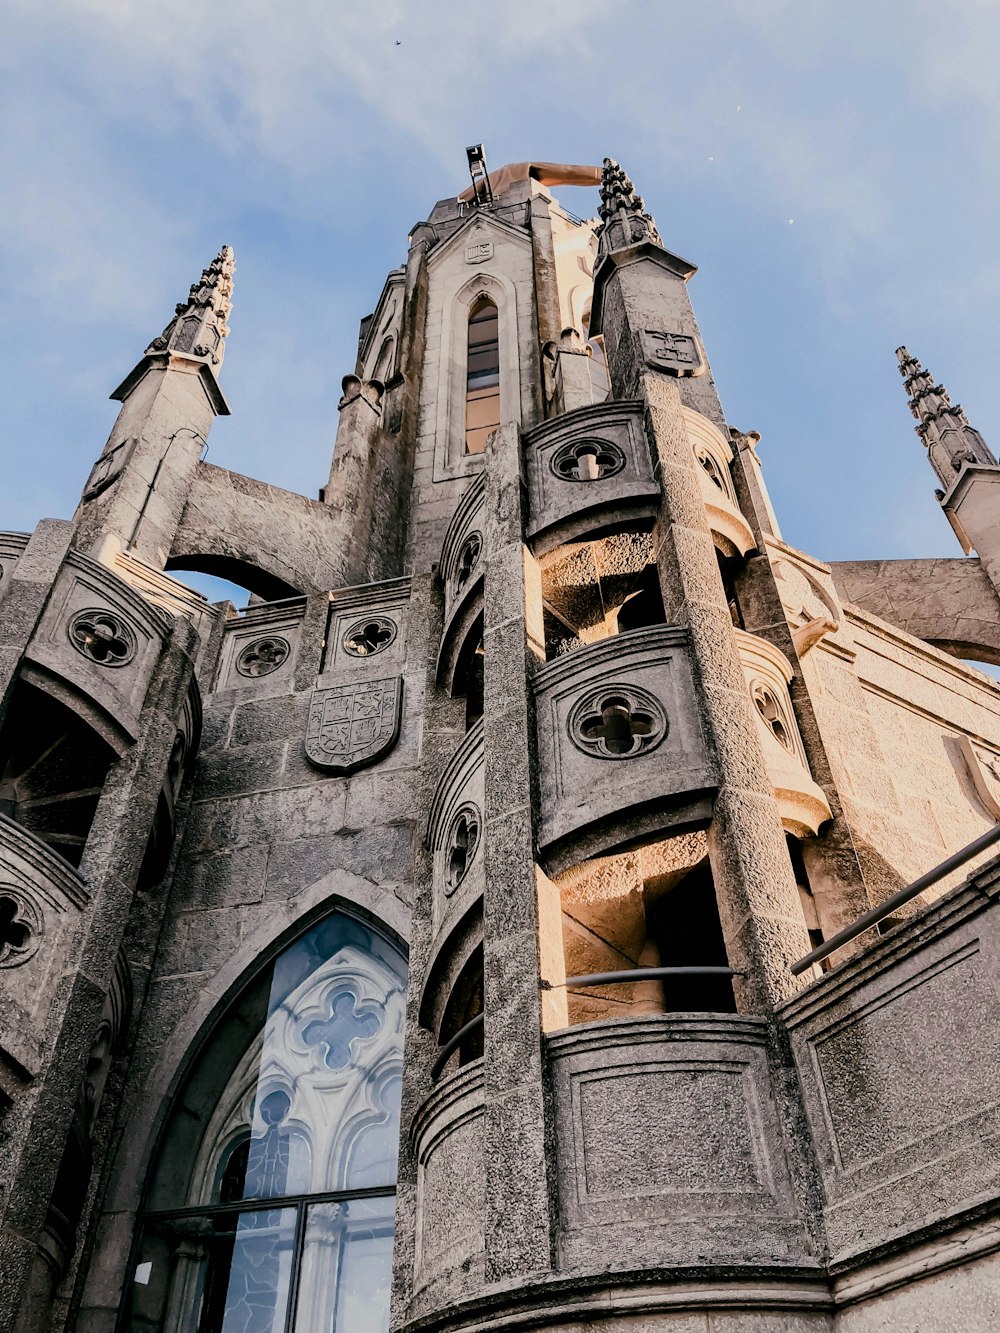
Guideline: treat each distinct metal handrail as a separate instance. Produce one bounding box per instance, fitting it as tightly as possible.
[429,967,737,1079]
[790,820,1000,976]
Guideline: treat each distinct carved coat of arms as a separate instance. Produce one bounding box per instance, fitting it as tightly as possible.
[640,330,704,377]
[957,735,1000,820]
[304,678,402,774]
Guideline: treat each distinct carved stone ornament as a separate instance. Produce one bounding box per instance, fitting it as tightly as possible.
[343,616,397,658]
[83,437,135,500]
[0,889,42,968]
[236,636,291,678]
[956,735,1000,821]
[568,683,667,760]
[444,803,480,895]
[68,608,137,667]
[640,330,704,377]
[454,532,482,593]
[304,677,402,774]
[465,240,494,264]
[750,680,797,755]
[550,438,626,483]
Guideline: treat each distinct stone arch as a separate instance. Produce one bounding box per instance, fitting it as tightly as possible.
[435,268,522,477]
[165,552,302,602]
[76,868,408,1324]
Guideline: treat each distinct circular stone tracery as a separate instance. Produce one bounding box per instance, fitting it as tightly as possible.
[343,617,397,657]
[568,683,667,760]
[68,608,137,667]
[444,803,481,895]
[751,680,797,755]
[550,438,626,482]
[236,636,291,678]
[0,890,42,968]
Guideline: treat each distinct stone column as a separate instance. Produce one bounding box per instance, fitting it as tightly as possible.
[644,373,811,1009]
[480,422,555,1279]
[0,520,72,717]
[0,616,199,1330]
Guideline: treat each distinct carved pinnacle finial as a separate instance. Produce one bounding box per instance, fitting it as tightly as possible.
[145,245,235,368]
[895,345,996,489]
[596,157,662,256]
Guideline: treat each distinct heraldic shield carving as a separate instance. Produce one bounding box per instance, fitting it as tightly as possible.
[304,677,402,774]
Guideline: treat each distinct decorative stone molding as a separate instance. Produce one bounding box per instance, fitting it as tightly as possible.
[523,400,660,555]
[733,628,832,837]
[547,1015,808,1271]
[680,407,755,559]
[533,626,716,871]
[426,723,485,936]
[437,479,485,690]
[338,374,385,415]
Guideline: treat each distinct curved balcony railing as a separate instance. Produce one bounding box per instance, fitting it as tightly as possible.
[681,407,756,559]
[532,625,717,871]
[436,476,485,690]
[734,628,831,837]
[521,400,661,555]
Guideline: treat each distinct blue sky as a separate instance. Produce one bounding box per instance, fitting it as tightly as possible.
[4,0,1000,583]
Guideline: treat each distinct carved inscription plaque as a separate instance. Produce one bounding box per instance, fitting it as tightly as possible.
[305,677,402,773]
[640,330,704,377]
[465,240,494,264]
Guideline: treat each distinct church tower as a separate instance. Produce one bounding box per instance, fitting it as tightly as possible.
[1,152,999,1333]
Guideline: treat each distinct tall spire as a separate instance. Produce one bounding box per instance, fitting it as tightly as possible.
[596,158,662,256]
[896,346,996,491]
[146,245,235,367]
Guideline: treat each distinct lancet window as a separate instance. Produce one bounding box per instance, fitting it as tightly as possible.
[464,298,501,455]
[128,911,406,1333]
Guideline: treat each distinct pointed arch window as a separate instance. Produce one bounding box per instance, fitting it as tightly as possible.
[464,297,500,455]
[127,911,406,1333]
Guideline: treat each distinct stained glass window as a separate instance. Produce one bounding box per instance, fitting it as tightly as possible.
[127,912,406,1332]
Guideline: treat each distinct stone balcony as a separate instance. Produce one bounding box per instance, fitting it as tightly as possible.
[424,722,484,960]
[521,400,661,555]
[21,549,172,750]
[734,628,832,836]
[532,625,717,872]
[0,814,88,1089]
[437,476,485,690]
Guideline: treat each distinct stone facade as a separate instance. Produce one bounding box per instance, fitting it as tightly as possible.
[2,159,1000,1333]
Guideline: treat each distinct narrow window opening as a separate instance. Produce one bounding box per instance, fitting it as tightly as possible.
[615,564,667,635]
[464,298,500,455]
[716,549,744,628]
[438,944,484,1071]
[646,861,737,1013]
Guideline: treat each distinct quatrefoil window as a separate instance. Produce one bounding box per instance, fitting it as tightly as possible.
[236,636,290,678]
[455,533,482,593]
[751,681,796,754]
[68,609,137,667]
[302,990,382,1070]
[569,685,667,760]
[343,617,397,657]
[697,448,729,493]
[444,804,480,894]
[550,438,626,482]
[0,892,41,967]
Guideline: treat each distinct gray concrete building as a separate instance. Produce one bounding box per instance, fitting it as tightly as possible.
[1,154,999,1332]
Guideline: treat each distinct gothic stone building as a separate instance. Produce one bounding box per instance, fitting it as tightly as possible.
[1,157,1000,1333]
